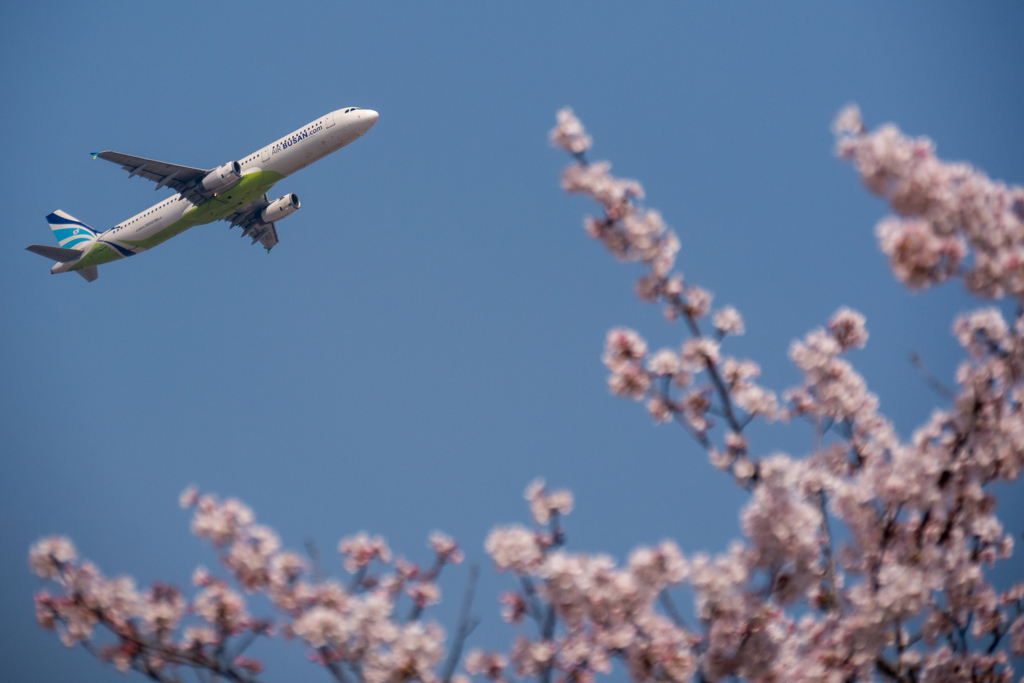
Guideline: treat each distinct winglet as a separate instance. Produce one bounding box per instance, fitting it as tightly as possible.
[91,152,99,159]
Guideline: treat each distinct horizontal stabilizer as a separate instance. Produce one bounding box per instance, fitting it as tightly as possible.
[26,244,84,262]
[76,266,99,282]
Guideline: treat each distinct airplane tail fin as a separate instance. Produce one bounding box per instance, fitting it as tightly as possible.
[47,210,98,249]
[24,211,100,282]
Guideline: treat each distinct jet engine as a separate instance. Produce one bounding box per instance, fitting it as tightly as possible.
[260,193,301,223]
[201,161,242,193]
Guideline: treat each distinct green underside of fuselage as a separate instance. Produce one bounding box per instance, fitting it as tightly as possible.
[72,170,284,270]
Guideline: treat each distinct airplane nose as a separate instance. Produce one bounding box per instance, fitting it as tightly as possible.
[356,109,379,133]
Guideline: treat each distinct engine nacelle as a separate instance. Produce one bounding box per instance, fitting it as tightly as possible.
[201,161,242,193]
[260,193,301,224]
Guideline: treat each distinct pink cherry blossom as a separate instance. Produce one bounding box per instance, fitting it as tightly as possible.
[548,107,592,156]
[524,478,574,525]
[499,591,528,624]
[608,362,651,400]
[485,525,544,575]
[29,536,77,579]
[193,579,251,634]
[407,581,441,609]
[680,338,720,369]
[339,532,392,573]
[428,530,465,565]
[465,649,509,680]
[712,306,745,336]
[603,327,648,370]
[178,484,199,509]
[835,110,1024,297]
[827,306,869,350]
[646,396,673,424]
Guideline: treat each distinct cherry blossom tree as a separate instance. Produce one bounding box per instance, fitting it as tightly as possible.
[29,106,1024,683]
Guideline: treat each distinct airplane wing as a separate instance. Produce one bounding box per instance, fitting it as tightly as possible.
[92,151,209,200]
[255,224,279,250]
[221,195,279,251]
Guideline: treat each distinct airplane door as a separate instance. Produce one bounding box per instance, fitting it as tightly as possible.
[325,111,336,128]
[260,147,270,163]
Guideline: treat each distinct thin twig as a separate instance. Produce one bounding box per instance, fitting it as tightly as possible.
[876,655,911,683]
[442,564,480,683]
[909,352,955,402]
[672,412,711,449]
[680,309,744,435]
[305,540,324,584]
[348,566,368,593]
[320,648,352,683]
[408,557,446,622]
[817,490,842,613]
[229,630,260,660]
[658,590,689,629]
[520,576,545,623]
[538,601,558,683]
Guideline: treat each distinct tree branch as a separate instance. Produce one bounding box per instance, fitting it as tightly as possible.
[909,352,955,402]
[658,590,688,629]
[441,564,480,683]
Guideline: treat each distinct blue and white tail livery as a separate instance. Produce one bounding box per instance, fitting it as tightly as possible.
[47,210,98,248]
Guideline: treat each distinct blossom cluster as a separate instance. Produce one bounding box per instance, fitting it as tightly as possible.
[29,533,263,679]
[483,484,697,683]
[833,104,1024,297]
[544,108,1024,682]
[552,110,782,458]
[30,490,466,683]
[189,493,466,683]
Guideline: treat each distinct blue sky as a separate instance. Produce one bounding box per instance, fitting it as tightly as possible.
[2,2,1022,681]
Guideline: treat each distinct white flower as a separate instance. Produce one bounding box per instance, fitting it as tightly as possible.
[292,605,347,649]
[485,525,543,574]
[338,532,392,573]
[684,287,713,318]
[628,540,688,589]
[603,328,648,370]
[428,531,463,564]
[608,363,651,400]
[827,307,868,350]
[179,484,199,509]
[193,581,250,634]
[646,348,682,376]
[646,396,673,424]
[181,626,218,649]
[549,107,592,155]
[407,581,441,608]
[831,103,864,136]
[29,537,77,578]
[712,306,745,336]
[681,338,720,369]
[465,649,509,679]
[524,479,575,525]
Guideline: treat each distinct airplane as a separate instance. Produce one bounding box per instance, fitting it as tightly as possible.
[26,107,379,282]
